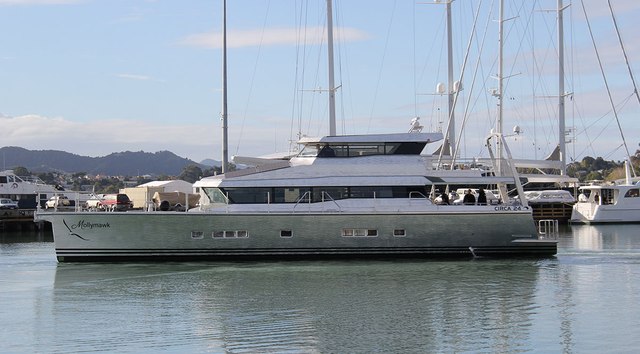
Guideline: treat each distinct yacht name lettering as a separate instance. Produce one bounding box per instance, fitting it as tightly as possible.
[494,206,522,211]
[71,220,111,230]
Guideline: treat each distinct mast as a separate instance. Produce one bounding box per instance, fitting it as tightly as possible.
[557,0,567,175]
[221,0,229,173]
[496,0,504,172]
[326,0,337,136]
[446,0,455,155]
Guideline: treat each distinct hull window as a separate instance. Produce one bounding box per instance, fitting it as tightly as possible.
[624,189,639,198]
[212,230,250,239]
[342,229,378,237]
[280,230,293,238]
[191,231,204,239]
[393,229,406,237]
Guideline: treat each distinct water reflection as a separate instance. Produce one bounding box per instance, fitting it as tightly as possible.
[569,224,640,252]
[50,260,542,353]
[0,228,52,243]
[3,224,640,352]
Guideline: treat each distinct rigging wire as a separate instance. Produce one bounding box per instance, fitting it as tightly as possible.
[366,0,397,133]
[608,0,640,109]
[454,0,493,162]
[440,0,484,169]
[234,0,272,157]
[580,0,635,175]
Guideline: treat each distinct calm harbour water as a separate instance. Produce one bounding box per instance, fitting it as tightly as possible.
[1,224,639,353]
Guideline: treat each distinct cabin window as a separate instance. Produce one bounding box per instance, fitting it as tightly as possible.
[203,188,228,204]
[210,185,432,205]
[213,231,224,238]
[191,231,204,239]
[624,189,640,198]
[393,229,406,237]
[348,144,384,157]
[224,187,271,204]
[313,187,349,202]
[236,230,248,238]
[280,230,293,238]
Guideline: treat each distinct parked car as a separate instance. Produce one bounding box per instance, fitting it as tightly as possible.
[0,198,19,209]
[45,195,71,209]
[99,193,132,211]
[85,194,105,210]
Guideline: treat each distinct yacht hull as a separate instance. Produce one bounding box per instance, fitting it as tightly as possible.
[37,209,556,261]
[571,203,640,223]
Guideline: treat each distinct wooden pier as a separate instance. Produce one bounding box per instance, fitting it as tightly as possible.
[0,209,48,231]
[530,203,574,223]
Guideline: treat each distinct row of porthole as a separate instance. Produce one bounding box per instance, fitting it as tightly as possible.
[191,228,407,239]
[191,230,248,239]
[341,229,407,237]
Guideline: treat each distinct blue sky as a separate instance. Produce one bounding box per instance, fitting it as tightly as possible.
[1,0,639,165]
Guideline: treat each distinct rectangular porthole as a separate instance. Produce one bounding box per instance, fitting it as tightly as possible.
[393,229,406,237]
[342,228,378,237]
[354,229,366,237]
[280,230,293,238]
[191,231,204,239]
[213,230,249,239]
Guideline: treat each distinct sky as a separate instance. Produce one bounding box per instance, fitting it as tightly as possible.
[1,0,640,165]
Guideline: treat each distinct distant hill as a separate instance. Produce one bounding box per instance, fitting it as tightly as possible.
[0,146,206,176]
[200,158,222,167]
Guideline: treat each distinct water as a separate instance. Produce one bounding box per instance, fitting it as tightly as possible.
[1,225,640,353]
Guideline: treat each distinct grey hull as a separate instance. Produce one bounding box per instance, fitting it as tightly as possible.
[37,209,556,261]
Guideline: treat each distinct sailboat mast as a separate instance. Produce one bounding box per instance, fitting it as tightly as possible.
[326,0,337,136]
[446,0,455,155]
[221,0,229,173]
[557,0,567,176]
[496,0,504,171]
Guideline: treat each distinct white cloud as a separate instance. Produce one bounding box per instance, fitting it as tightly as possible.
[179,26,369,49]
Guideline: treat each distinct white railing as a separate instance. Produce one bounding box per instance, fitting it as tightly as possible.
[538,219,559,239]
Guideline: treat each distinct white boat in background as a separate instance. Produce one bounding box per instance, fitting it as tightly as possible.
[1,169,65,209]
[571,161,640,223]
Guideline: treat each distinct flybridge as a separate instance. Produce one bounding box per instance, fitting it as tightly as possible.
[297,132,443,145]
[296,132,444,158]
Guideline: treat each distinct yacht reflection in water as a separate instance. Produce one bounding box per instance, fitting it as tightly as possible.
[53,260,543,352]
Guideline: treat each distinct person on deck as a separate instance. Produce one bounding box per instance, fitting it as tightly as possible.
[318,144,336,157]
[477,188,487,205]
[440,193,450,205]
[463,189,476,205]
